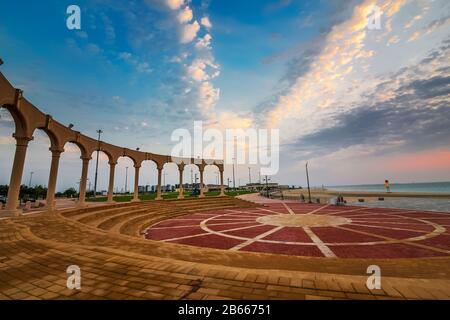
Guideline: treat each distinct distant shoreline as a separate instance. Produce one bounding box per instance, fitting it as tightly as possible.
[283,189,450,199]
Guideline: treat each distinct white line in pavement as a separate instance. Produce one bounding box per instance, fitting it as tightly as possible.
[282,203,295,215]
[229,226,284,251]
[303,227,337,258]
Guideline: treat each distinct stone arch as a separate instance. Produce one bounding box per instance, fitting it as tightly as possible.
[140,159,158,194]
[161,162,178,192]
[204,164,221,185]
[2,102,27,139]
[115,156,136,195]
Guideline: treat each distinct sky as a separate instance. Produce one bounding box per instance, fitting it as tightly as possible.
[0,0,449,192]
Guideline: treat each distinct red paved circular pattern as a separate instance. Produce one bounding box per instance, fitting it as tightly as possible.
[144,202,450,259]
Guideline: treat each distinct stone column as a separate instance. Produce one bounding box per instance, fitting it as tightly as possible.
[45,148,63,211]
[77,157,90,207]
[219,169,225,196]
[178,165,184,199]
[132,164,141,202]
[199,168,205,198]
[2,136,32,217]
[156,166,163,200]
[107,161,116,203]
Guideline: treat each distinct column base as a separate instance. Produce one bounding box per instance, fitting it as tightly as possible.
[106,200,116,205]
[0,209,21,218]
[219,192,226,197]
[131,198,141,202]
[155,196,163,201]
[177,194,185,199]
[199,194,205,198]
[44,205,57,213]
[76,202,87,208]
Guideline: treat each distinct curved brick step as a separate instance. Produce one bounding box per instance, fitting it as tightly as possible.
[96,208,175,232]
[75,204,152,224]
[60,202,138,218]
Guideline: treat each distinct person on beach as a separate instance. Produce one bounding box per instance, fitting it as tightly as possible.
[385,180,391,193]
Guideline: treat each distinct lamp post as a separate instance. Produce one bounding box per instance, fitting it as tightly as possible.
[306,162,312,203]
[28,171,34,187]
[93,129,103,198]
[263,175,271,198]
[232,157,236,190]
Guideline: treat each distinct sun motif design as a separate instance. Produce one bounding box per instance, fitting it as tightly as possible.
[145,202,450,258]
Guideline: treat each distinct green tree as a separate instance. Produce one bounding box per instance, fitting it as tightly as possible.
[63,188,77,198]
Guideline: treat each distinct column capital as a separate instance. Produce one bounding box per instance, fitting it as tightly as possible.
[157,165,164,171]
[134,164,141,169]
[80,156,92,162]
[49,148,64,156]
[108,161,118,166]
[12,134,33,146]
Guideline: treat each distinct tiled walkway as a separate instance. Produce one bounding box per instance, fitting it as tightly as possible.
[1,196,450,300]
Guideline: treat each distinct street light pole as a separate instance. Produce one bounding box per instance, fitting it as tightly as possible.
[93,129,103,198]
[28,171,34,187]
[232,158,236,190]
[264,175,271,198]
[306,162,312,203]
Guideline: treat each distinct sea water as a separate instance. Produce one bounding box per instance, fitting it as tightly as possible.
[327,181,450,194]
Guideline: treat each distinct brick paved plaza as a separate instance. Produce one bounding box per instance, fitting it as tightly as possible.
[1,194,449,300]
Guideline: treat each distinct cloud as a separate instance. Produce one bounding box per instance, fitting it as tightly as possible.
[387,35,400,45]
[408,31,420,42]
[86,43,102,55]
[177,6,193,23]
[118,52,132,60]
[408,16,450,42]
[265,0,395,128]
[101,13,116,42]
[118,52,152,74]
[285,41,450,161]
[136,62,153,73]
[195,33,212,50]
[198,81,220,114]
[200,16,212,29]
[187,59,209,81]
[165,0,184,10]
[404,15,422,29]
[180,20,200,43]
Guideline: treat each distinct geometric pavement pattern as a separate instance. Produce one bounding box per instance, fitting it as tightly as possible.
[145,202,450,259]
